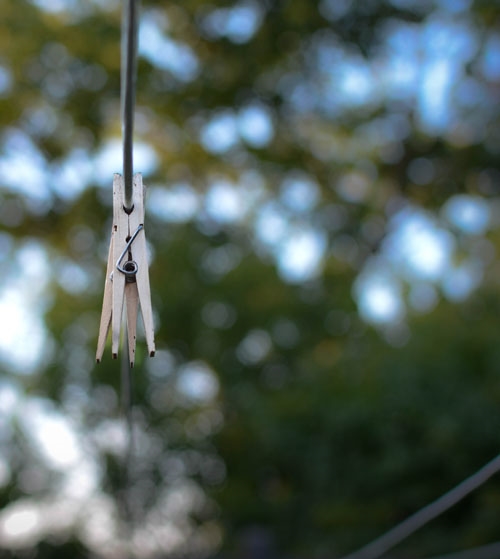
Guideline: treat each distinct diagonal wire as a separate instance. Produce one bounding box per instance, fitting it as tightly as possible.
[121,0,140,212]
[340,453,500,559]
[424,541,500,559]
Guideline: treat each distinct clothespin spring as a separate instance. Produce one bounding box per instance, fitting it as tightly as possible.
[114,223,144,281]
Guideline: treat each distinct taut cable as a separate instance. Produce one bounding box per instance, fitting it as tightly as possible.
[121,0,140,212]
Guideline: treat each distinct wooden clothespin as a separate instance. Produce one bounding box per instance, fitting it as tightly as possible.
[96,172,155,367]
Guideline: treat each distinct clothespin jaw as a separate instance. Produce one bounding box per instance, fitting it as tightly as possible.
[96,173,155,367]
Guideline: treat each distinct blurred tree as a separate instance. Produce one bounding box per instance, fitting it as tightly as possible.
[0,0,499,558]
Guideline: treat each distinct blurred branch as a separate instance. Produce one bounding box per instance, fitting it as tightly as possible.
[340,454,500,559]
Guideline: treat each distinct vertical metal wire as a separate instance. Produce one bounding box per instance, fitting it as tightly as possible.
[121,0,140,211]
[120,318,135,557]
[119,3,140,549]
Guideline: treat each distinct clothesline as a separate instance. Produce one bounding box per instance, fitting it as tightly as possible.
[121,0,139,211]
[341,452,500,559]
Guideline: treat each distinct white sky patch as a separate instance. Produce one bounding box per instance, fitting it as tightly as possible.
[436,0,472,13]
[360,284,403,323]
[52,148,94,201]
[354,264,405,324]
[202,1,264,44]
[442,194,490,235]
[0,291,46,372]
[286,15,483,134]
[0,242,50,373]
[481,33,500,81]
[236,330,272,365]
[280,173,320,213]
[0,381,19,418]
[29,0,79,14]
[205,180,245,224]
[442,259,483,302]
[78,495,123,555]
[377,20,421,103]
[200,111,239,154]
[0,501,41,547]
[239,169,267,209]
[147,348,176,379]
[253,202,328,284]
[355,199,489,324]
[0,129,50,203]
[383,207,454,281]
[418,18,478,132]
[62,458,100,499]
[92,419,129,457]
[0,232,13,261]
[56,259,91,294]
[0,393,99,545]
[0,66,12,95]
[237,329,272,365]
[139,13,199,82]
[373,17,479,133]
[311,34,378,113]
[21,399,82,469]
[336,170,372,203]
[338,59,374,106]
[22,104,59,138]
[319,0,353,21]
[418,57,454,132]
[254,202,289,247]
[277,228,326,283]
[0,485,203,558]
[423,17,478,62]
[93,139,158,186]
[382,53,419,100]
[17,241,50,280]
[147,183,200,223]
[238,104,274,148]
[0,497,87,550]
[177,361,219,402]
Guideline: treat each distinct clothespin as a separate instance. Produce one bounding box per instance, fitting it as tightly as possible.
[96,172,155,367]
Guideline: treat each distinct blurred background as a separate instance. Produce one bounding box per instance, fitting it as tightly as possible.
[0,0,500,557]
